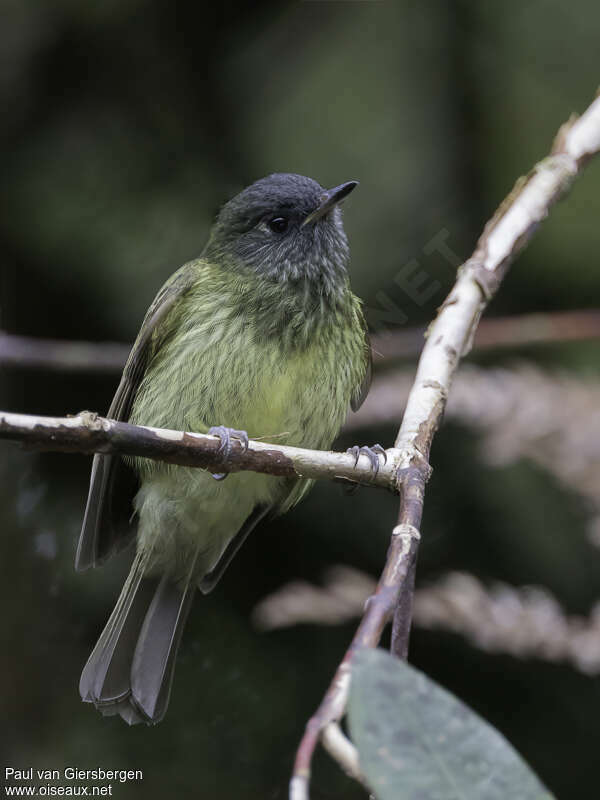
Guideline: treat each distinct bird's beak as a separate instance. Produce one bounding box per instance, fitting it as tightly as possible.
[301,180,359,226]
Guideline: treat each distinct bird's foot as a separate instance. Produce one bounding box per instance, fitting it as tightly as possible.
[346,444,387,480]
[208,425,249,481]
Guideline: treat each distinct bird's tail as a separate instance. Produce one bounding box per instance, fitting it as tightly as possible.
[79,550,195,725]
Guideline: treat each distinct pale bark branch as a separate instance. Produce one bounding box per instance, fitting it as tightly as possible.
[289,91,600,799]
[348,362,600,547]
[0,410,399,489]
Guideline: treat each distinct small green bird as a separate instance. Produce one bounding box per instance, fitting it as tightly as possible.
[77,173,374,724]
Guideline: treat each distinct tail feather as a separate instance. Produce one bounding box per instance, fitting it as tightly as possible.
[79,551,152,707]
[80,552,195,725]
[131,579,196,722]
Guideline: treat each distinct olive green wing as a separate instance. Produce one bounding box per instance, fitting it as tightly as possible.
[351,330,373,412]
[75,265,198,571]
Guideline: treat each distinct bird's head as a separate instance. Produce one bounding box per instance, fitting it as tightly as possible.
[204,173,358,294]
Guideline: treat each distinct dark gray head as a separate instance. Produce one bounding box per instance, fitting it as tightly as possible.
[204,173,358,296]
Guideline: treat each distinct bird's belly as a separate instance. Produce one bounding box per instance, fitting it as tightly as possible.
[133,327,348,451]
[129,323,356,581]
[134,466,274,584]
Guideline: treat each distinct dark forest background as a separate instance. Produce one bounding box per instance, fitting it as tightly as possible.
[1,2,600,798]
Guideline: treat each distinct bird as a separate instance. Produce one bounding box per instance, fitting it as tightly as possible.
[76,172,376,725]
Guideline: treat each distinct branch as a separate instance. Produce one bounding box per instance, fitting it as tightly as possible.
[348,361,600,544]
[321,723,366,786]
[2,308,600,373]
[0,410,400,489]
[290,90,600,799]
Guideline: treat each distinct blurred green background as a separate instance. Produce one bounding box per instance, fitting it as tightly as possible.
[1,1,600,798]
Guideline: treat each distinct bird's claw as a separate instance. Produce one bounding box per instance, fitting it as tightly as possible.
[346,443,387,478]
[208,425,249,459]
[208,425,250,481]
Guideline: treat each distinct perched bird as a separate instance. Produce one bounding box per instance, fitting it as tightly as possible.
[77,172,375,725]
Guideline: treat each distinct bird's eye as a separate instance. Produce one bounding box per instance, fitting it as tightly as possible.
[268,216,288,233]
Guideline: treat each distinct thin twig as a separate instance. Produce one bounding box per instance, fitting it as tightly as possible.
[321,723,366,785]
[0,410,400,489]
[291,524,420,799]
[289,91,600,798]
